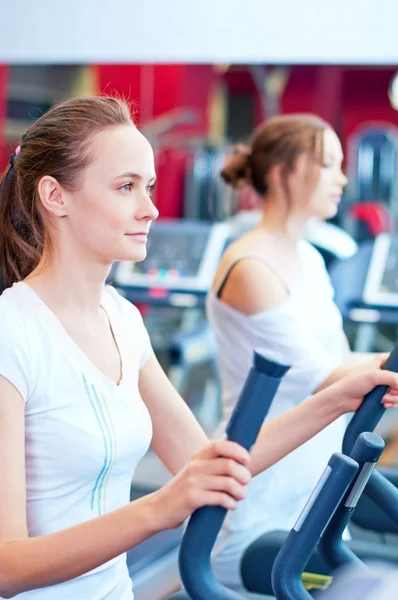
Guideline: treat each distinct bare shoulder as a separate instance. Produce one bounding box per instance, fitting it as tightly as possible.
[212,239,289,316]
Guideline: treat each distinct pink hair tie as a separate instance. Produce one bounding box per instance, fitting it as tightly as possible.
[9,145,21,168]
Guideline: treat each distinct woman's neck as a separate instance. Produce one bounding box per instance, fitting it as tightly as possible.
[24,249,111,318]
[256,197,309,247]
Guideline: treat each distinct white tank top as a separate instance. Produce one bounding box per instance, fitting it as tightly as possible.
[0,283,153,599]
[206,240,347,536]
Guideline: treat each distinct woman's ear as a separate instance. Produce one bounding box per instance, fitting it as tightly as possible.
[267,162,286,190]
[37,176,68,218]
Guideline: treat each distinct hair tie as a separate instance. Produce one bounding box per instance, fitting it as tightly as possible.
[233,143,251,159]
[9,145,21,168]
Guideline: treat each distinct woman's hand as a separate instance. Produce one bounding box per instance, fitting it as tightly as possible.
[349,353,389,374]
[151,440,251,530]
[334,365,398,414]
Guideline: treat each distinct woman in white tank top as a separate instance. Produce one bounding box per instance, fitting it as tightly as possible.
[206,115,386,594]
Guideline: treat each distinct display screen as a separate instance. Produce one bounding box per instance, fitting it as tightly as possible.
[379,237,398,295]
[131,229,210,279]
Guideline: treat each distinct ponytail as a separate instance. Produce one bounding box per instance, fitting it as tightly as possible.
[0,161,44,289]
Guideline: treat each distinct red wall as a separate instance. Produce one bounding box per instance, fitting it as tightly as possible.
[0,65,396,215]
[282,67,398,151]
[224,65,398,166]
[342,69,398,145]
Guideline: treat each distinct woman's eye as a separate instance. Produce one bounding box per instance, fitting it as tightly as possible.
[121,183,133,192]
[146,184,156,197]
[322,157,334,168]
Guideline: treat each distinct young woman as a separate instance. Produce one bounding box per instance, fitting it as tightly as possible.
[0,98,396,600]
[207,114,393,592]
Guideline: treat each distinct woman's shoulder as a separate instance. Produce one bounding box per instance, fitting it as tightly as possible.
[212,243,290,317]
[299,239,327,269]
[213,233,276,285]
[0,283,34,329]
[103,285,146,328]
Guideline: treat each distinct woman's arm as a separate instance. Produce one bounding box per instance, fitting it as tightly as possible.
[139,351,210,474]
[339,331,378,365]
[139,353,398,480]
[249,367,397,475]
[314,350,388,392]
[0,376,250,598]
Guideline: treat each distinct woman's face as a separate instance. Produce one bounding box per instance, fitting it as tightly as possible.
[308,128,348,220]
[288,128,348,221]
[52,124,159,266]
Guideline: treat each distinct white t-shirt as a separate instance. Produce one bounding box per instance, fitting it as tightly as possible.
[0,282,153,600]
[206,241,347,587]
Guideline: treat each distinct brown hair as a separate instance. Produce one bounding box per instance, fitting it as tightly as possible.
[221,113,330,197]
[0,96,133,289]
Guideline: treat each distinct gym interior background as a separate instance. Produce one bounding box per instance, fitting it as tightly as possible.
[3,64,397,429]
[1,0,398,481]
[1,2,398,598]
